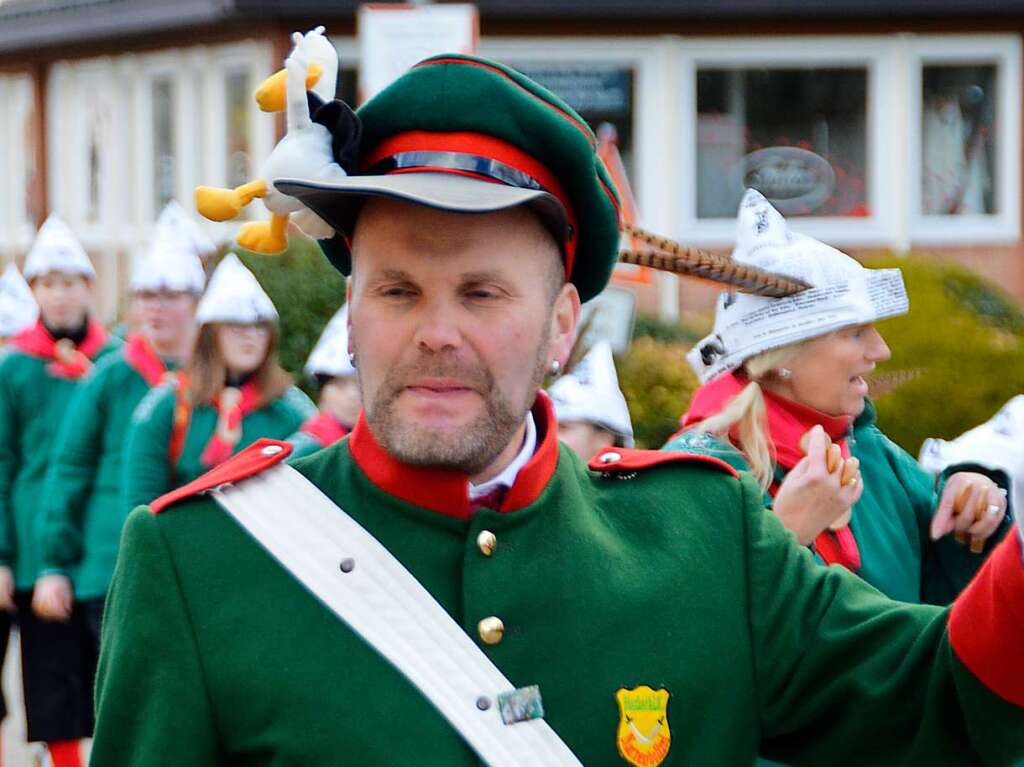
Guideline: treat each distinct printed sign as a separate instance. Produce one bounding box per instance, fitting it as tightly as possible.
[358,3,478,103]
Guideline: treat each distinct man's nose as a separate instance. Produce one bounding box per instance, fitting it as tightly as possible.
[413,300,463,354]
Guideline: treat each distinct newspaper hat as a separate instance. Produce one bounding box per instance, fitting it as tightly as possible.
[548,340,634,448]
[919,395,1024,512]
[0,263,38,337]
[23,214,95,281]
[131,201,212,294]
[305,304,355,379]
[194,254,278,325]
[687,190,909,383]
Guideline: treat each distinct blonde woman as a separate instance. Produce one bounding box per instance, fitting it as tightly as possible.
[122,255,314,512]
[666,191,1010,607]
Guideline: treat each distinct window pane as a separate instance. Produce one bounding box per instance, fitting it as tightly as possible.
[697,67,868,218]
[514,65,635,180]
[225,69,251,190]
[921,64,997,215]
[152,76,176,214]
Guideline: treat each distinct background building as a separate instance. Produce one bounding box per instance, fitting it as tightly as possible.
[1,0,1023,319]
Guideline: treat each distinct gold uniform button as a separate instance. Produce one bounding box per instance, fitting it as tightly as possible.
[476,530,497,557]
[478,616,505,645]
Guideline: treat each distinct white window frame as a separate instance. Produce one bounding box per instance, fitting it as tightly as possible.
[0,72,36,255]
[676,36,901,249]
[477,37,683,316]
[907,34,1021,244]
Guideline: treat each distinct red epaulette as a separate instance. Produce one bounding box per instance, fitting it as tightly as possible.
[588,446,739,478]
[149,438,293,514]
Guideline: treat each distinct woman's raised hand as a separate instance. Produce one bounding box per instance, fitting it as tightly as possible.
[774,425,864,545]
[931,472,1007,552]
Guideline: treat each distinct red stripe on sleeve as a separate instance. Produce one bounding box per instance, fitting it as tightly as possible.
[949,533,1024,706]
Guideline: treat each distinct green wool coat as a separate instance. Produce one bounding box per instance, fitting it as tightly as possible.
[662,400,1011,607]
[92,413,1024,766]
[0,338,121,590]
[37,349,176,599]
[121,383,315,512]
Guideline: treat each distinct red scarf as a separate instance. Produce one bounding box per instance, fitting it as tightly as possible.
[124,334,172,387]
[199,380,264,468]
[10,320,107,379]
[683,372,861,571]
[299,411,351,449]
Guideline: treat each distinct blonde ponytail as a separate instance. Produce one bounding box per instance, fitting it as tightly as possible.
[689,343,806,491]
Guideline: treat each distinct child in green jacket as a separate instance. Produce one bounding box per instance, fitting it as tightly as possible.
[122,254,314,511]
[0,215,119,767]
[32,202,210,715]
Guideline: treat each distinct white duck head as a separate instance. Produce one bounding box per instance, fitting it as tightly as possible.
[255,25,339,111]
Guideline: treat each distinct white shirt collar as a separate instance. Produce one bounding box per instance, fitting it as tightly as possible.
[468,412,537,500]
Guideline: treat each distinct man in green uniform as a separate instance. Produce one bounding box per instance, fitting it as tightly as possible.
[0,215,120,765]
[93,54,1024,766]
[33,202,209,697]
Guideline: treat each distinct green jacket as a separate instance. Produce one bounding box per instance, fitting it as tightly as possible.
[121,383,315,512]
[93,399,1024,766]
[0,337,121,590]
[663,400,1010,606]
[37,348,176,599]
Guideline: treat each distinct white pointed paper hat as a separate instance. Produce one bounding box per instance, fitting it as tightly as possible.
[919,395,1024,513]
[131,201,213,293]
[194,254,278,325]
[23,214,95,281]
[548,340,634,448]
[0,263,38,337]
[687,189,910,383]
[305,304,355,378]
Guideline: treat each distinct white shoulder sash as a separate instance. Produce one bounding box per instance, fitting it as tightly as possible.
[209,464,583,767]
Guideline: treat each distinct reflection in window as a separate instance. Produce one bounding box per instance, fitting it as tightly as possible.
[152,76,176,214]
[225,69,251,190]
[697,68,868,218]
[922,65,996,215]
[514,65,635,180]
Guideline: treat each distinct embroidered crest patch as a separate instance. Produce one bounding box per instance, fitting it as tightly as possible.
[615,685,671,766]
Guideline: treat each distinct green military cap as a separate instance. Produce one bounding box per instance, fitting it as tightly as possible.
[275,53,623,302]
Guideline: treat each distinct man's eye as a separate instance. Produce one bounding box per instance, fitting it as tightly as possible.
[382,287,415,298]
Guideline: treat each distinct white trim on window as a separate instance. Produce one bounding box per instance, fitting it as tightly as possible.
[907,34,1021,244]
[675,36,902,249]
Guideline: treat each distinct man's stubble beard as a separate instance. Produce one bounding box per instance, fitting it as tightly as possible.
[359,334,551,475]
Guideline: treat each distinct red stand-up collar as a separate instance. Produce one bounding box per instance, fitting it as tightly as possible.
[349,391,560,519]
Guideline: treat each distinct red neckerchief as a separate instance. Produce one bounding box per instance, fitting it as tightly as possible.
[199,379,264,468]
[683,372,861,572]
[347,391,560,519]
[299,411,351,448]
[123,334,172,388]
[10,319,107,379]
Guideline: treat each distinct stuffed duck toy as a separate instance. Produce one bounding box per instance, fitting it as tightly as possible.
[194,27,360,255]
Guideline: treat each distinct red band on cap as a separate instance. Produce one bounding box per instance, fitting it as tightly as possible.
[363,131,578,278]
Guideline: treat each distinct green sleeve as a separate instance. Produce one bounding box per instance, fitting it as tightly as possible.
[37,361,111,576]
[122,386,176,514]
[286,430,323,461]
[879,432,1009,604]
[280,386,317,428]
[743,472,1024,765]
[0,356,20,568]
[92,507,222,765]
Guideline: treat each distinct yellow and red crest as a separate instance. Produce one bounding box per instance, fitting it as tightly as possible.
[615,685,671,767]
